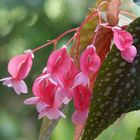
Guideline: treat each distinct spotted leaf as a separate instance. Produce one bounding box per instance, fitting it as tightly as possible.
[81,17,140,140]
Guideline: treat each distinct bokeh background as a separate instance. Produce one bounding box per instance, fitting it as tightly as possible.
[0,0,140,140]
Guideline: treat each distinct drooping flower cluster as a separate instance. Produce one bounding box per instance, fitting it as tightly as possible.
[24,45,100,124]
[0,10,137,125]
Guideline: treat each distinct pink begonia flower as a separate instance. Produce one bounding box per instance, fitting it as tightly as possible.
[57,60,79,104]
[24,76,65,119]
[74,44,101,86]
[37,46,72,88]
[112,27,137,62]
[60,60,79,87]
[55,87,73,105]
[72,85,91,124]
[47,45,72,77]
[0,50,34,95]
[36,71,63,87]
[38,57,79,105]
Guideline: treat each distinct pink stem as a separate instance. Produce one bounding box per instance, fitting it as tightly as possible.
[32,27,78,53]
[66,34,76,47]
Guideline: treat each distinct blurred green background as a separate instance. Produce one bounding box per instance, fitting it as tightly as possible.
[0,0,140,140]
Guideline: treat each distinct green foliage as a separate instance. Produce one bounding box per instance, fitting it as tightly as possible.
[135,127,140,140]
[81,17,140,140]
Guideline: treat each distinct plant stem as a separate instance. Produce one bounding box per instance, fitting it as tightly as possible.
[32,27,78,53]
[39,117,61,140]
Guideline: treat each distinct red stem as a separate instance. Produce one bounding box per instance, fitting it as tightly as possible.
[32,27,78,53]
[32,41,54,53]
[66,34,76,47]
[32,2,107,54]
[32,1,111,54]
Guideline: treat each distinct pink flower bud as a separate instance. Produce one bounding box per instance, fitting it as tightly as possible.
[121,45,137,63]
[80,44,101,74]
[112,27,137,63]
[0,50,34,94]
[8,50,33,80]
[74,44,101,86]
[47,46,72,77]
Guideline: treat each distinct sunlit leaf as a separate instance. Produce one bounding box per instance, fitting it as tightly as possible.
[135,127,140,140]
[81,17,140,140]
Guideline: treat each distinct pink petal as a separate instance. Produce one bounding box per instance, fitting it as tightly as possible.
[8,51,33,80]
[0,77,12,87]
[112,27,133,51]
[72,110,89,124]
[73,85,91,111]
[32,78,42,97]
[36,73,63,87]
[0,77,28,94]
[0,77,12,82]
[55,87,73,105]
[121,45,137,63]
[49,75,64,87]
[80,44,101,74]
[55,87,67,106]
[38,108,65,119]
[65,88,74,99]
[59,59,79,87]
[88,54,101,73]
[24,97,40,105]
[36,101,49,112]
[32,77,58,107]
[35,74,50,85]
[12,79,28,95]
[47,46,71,76]
[74,72,89,86]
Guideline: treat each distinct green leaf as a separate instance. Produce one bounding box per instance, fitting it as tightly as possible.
[81,17,140,140]
[135,127,140,140]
